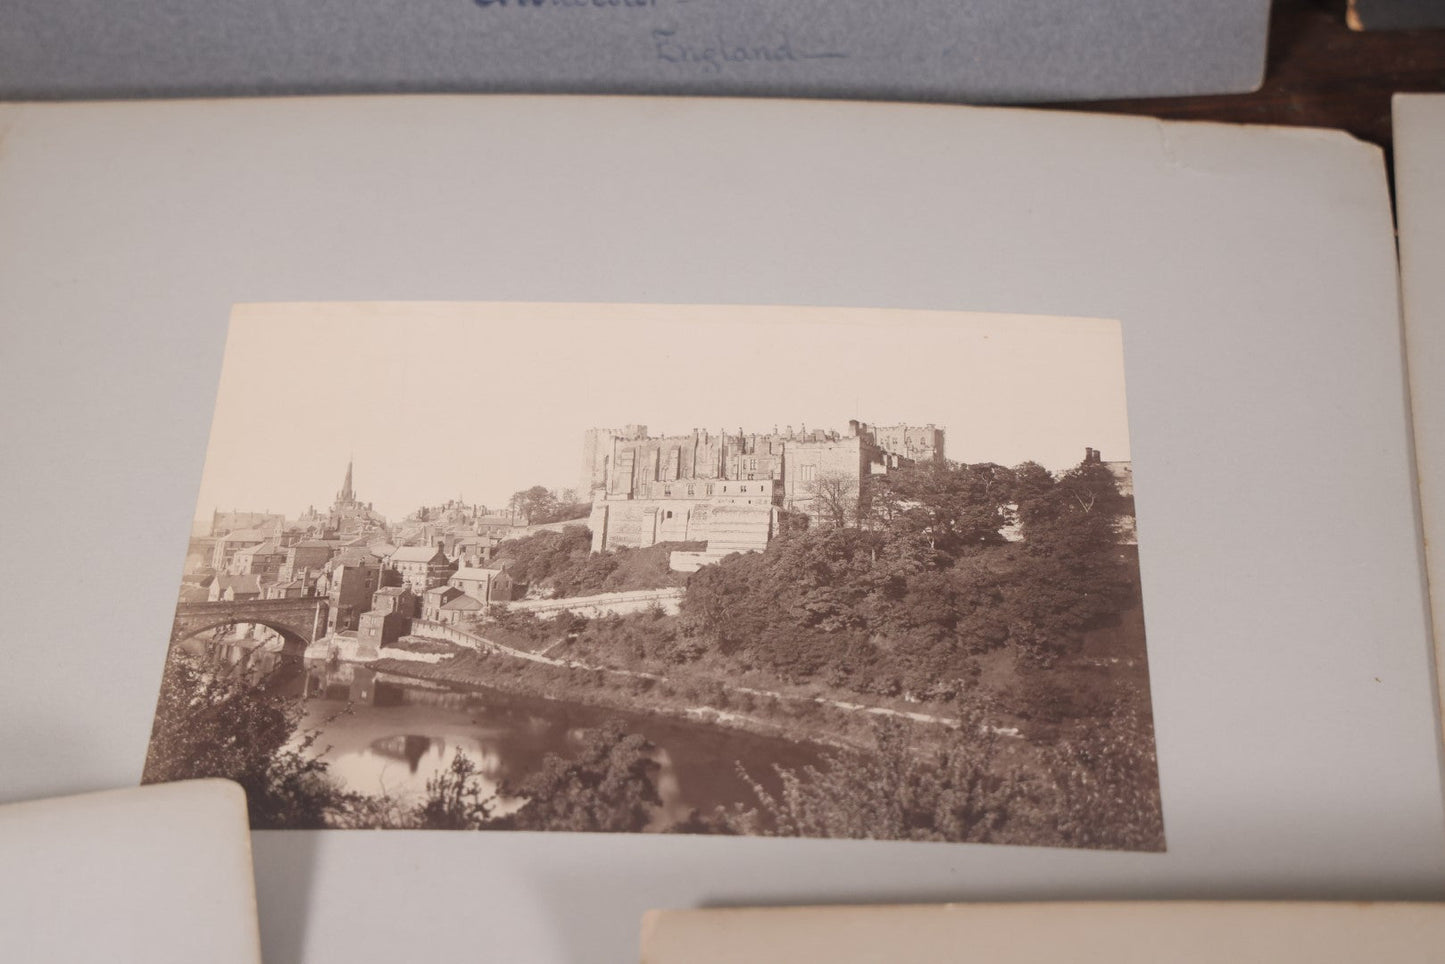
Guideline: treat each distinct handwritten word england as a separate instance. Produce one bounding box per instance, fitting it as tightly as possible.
[652,29,847,71]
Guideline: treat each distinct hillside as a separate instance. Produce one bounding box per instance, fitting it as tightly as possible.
[490,524,699,598]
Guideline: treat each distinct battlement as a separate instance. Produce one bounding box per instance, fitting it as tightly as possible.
[582,417,946,568]
[582,418,945,504]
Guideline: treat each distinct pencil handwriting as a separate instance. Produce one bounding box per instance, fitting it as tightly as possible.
[651,29,848,71]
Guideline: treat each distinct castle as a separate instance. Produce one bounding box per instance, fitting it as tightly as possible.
[582,420,944,570]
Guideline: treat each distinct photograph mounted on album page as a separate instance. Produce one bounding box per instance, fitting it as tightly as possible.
[147,301,1162,852]
[0,95,1441,964]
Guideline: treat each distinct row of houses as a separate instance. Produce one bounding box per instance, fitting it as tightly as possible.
[353,563,525,652]
[197,526,530,604]
[191,538,524,634]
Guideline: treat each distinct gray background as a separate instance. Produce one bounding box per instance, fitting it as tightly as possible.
[0,96,1441,963]
[0,0,1269,102]
[1396,93,1445,771]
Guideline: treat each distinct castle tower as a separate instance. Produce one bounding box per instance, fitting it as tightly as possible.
[581,429,608,499]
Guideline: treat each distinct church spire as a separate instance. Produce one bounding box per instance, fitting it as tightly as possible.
[340,457,354,503]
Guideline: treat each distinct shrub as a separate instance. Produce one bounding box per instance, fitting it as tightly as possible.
[142,650,348,829]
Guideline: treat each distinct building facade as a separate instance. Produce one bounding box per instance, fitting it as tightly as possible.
[209,510,285,538]
[321,562,382,635]
[209,525,278,572]
[436,593,485,626]
[583,419,944,566]
[229,540,286,579]
[422,585,464,622]
[208,573,263,602]
[277,540,335,583]
[449,567,521,603]
[370,586,416,619]
[357,608,410,653]
[388,545,455,594]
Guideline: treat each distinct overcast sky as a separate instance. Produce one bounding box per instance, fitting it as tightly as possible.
[193,302,1132,521]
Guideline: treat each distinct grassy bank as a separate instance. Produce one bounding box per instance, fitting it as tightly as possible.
[457,601,1152,747]
[370,612,1149,763]
[368,647,891,751]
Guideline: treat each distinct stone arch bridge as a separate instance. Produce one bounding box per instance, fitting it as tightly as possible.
[173,597,329,656]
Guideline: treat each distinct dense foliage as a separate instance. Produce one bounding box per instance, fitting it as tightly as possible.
[508,485,591,526]
[681,457,1138,696]
[728,708,1163,851]
[489,525,694,598]
[142,650,343,829]
[413,753,497,829]
[735,713,1049,843]
[496,721,662,832]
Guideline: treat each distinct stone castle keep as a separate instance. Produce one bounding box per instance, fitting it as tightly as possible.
[583,420,944,571]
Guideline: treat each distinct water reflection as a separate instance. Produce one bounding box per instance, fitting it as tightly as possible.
[370,735,439,773]
[200,633,825,827]
[185,626,290,678]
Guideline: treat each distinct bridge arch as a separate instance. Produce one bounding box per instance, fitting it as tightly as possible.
[172,598,329,658]
[173,617,312,656]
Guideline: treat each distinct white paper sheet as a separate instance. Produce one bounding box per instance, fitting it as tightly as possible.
[641,902,1445,962]
[0,780,262,964]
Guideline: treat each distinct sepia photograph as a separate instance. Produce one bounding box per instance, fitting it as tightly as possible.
[144,302,1163,851]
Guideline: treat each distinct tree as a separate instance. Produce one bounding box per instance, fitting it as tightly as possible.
[1013,457,1127,557]
[1009,461,1056,531]
[491,525,592,585]
[1048,705,1164,851]
[413,752,495,829]
[509,485,558,525]
[804,472,861,529]
[739,713,1054,845]
[1005,456,1136,664]
[142,650,344,829]
[498,721,662,833]
[869,461,1014,556]
[684,453,1143,692]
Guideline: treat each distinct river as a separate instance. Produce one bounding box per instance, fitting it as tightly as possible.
[208,636,827,829]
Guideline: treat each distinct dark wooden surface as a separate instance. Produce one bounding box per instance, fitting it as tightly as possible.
[1054,0,1445,159]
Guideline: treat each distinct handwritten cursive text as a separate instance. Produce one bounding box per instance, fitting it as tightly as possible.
[651,28,848,71]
